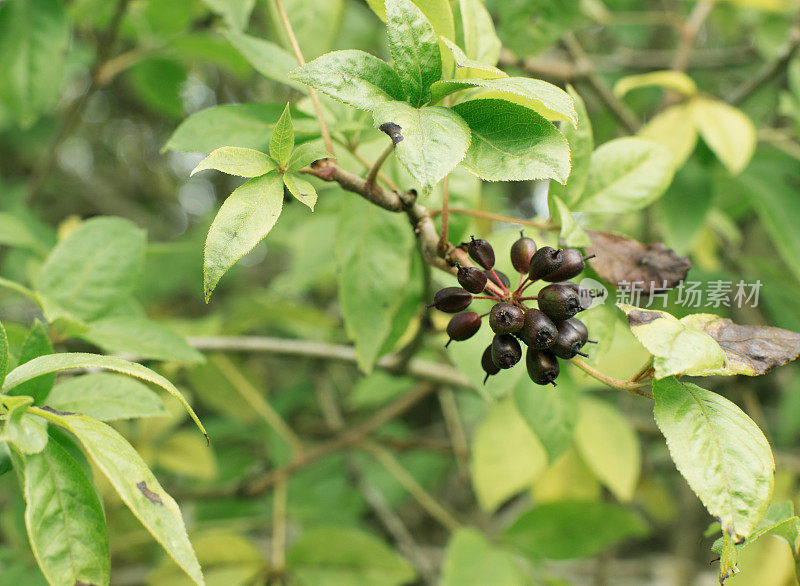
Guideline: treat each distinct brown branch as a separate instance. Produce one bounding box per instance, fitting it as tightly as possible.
[670,1,715,72]
[726,18,800,105]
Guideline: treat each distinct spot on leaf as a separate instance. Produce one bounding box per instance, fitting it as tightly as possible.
[379,122,403,146]
[136,480,163,505]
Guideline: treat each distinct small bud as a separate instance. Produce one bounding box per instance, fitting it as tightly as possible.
[456,265,489,294]
[428,287,472,313]
[468,236,495,270]
[510,230,537,273]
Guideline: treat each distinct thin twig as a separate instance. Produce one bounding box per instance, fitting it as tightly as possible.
[670,1,715,72]
[273,0,334,156]
[349,147,399,191]
[562,32,640,134]
[271,476,288,577]
[361,440,462,532]
[437,389,469,478]
[439,175,451,253]
[430,208,553,230]
[726,17,800,105]
[365,144,394,193]
[570,358,653,399]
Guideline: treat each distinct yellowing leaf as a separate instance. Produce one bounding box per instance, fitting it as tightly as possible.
[690,97,756,175]
[471,397,547,511]
[639,103,698,168]
[614,70,697,99]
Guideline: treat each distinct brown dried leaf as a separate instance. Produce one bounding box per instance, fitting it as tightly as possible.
[681,314,800,376]
[586,231,691,295]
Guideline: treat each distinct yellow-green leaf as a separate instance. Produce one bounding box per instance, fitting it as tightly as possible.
[614,70,697,99]
[690,97,756,175]
[639,102,698,168]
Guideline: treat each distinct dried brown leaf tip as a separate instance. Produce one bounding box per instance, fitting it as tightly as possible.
[586,231,691,295]
[379,122,403,146]
[136,481,163,505]
[683,314,800,375]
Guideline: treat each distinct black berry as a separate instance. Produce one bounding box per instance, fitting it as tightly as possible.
[489,302,524,334]
[491,334,522,369]
[445,312,481,347]
[481,345,500,384]
[537,283,582,322]
[526,348,560,386]
[543,248,589,282]
[510,230,537,273]
[528,247,563,281]
[562,317,590,344]
[428,287,472,313]
[456,265,488,294]
[468,236,495,270]
[485,269,510,289]
[551,322,589,359]
[518,308,557,349]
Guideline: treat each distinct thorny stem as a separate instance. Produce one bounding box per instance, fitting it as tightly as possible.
[273,0,334,156]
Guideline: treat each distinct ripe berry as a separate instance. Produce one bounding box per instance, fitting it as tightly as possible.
[481,345,500,384]
[489,302,524,334]
[518,308,557,349]
[456,265,488,294]
[445,312,481,347]
[428,287,472,313]
[485,269,510,289]
[528,247,563,281]
[543,248,591,282]
[563,317,590,344]
[537,283,582,322]
[491,334,522,369]
[526,348,560,386]
[510,230,537,273]
[551,322,589,359]
[468,236,495,270]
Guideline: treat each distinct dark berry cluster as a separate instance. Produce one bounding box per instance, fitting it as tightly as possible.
[428,233,597,386]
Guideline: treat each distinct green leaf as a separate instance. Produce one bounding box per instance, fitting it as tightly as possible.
[287,141,331,171]
[155,430,218,481]
[269,104,295,167]
[286,526,416,586]
[712,501,800,556]
[80,316,204,363]
[471,397,547,512]
[164,103,306,153]
[16,440,109,586]
[691,97,756,175]
[638,102,698,168]
[573,396,641,502]
[3,352,207,440]
[2,409,48,455]
[0,0,70,127]
[551,85,593,206]
[432,77,577,125]
[47,373,167,421]
[575,137,674,213]
[513,377,578,464]
[223,28,304,89]
[439,37,505,80]
[191,146,276,178]
[283,173,318,211]
[614,70,697,99]
[31,408,204,585]
[459,0,502,66]
[201,0,254,30]
[204,171,284,301]
[149,529,264,586]
[452,98,571,183]
[385,0,442,106]
[0,322,9,388]
[503,501,648,560]
[38,217,146,321]
[128,58,186,119]
[289,50,406,111]
[653,377,774,538]
[619,305,728,379]
[336,195,413,371]
[7,320,55,403]
[549,194,591,247]
[0,212,50,255]
[372,101,470,193]
[441,528,527,586]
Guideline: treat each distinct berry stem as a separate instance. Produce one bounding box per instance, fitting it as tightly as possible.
[519,280,536,294]
[489,268,509,294]
[472,295,503,301]
[518,296,538,301]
